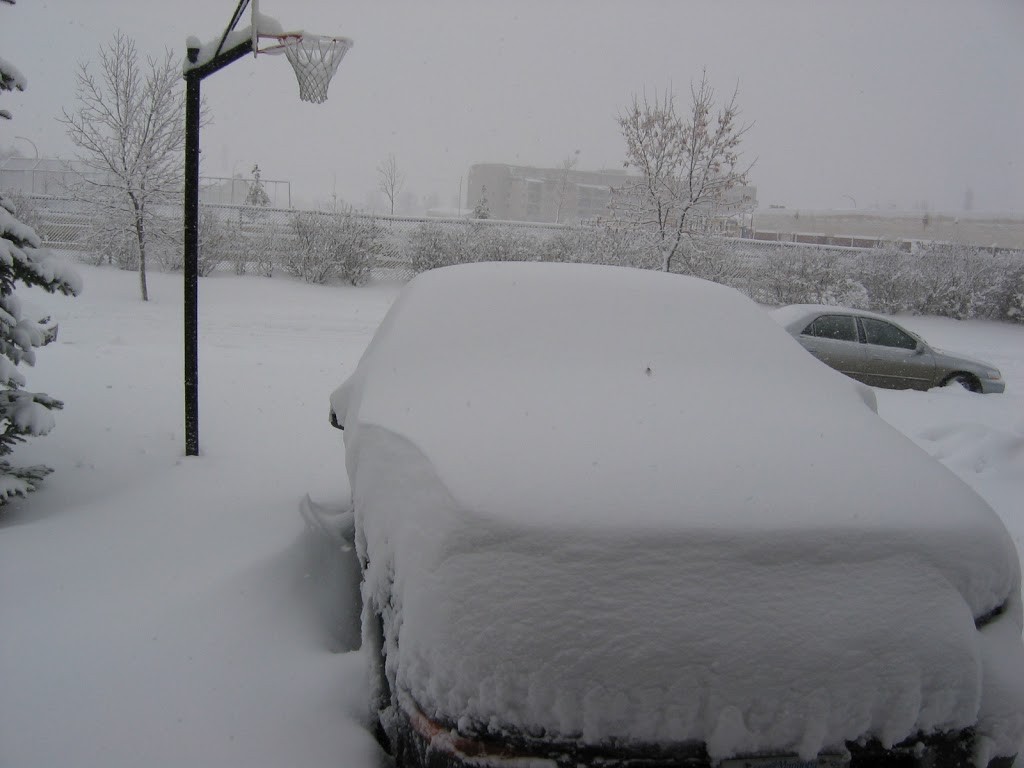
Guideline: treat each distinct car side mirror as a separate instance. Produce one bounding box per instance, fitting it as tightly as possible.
[330,410,345,430]
[913,343,926,356]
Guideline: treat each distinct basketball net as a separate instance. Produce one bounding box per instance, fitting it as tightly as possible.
[262,34,353,104]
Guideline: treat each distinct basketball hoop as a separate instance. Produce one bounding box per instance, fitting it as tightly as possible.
[183,0,356,456]
[258,33,353,104]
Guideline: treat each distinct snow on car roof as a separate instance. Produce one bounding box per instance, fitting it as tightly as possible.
[340,263,992,541]
[335,262,1023,759]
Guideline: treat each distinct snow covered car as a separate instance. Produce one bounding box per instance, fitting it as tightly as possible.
[329,262,1024,768]
[771,305,1005,394]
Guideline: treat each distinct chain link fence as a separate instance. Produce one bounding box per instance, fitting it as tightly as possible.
[10,194,1024,322]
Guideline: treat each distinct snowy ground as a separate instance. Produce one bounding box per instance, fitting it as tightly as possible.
[1,263,1022,768]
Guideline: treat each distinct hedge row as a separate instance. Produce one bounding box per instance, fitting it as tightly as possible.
[72,203,1024,323]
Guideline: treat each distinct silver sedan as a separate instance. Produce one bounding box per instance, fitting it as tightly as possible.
[772,304,1005,393]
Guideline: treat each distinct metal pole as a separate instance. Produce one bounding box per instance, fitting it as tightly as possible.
[184,50,202,456]
[181,38,255,457]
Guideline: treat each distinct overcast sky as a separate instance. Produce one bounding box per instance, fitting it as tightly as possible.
[2,0,1022,213]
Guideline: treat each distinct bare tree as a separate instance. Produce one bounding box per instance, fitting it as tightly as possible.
[553,150,580,224]
[60,31,186,300]
[377,154,405,216]
[615,71,752,272]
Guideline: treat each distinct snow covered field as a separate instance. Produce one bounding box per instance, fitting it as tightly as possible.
[1,262,1022,768]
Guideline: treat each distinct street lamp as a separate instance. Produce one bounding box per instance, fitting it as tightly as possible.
[13,135,38,160]
[182,0,351,456]
[13,136,38,194]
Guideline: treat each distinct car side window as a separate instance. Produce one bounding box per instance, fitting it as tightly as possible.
[859,318,917,350]
[801,315,858,342]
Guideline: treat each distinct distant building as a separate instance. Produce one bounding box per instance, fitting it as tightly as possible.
[466,163,633,223]
[465,162,757,227]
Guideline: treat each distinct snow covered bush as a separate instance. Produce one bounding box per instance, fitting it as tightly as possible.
[537,223,660,269]
[249,221,278,278]
[854,245,919,314]
[284,208,379,286]
[152,209,232,277]
[909,242,998,320]
[3,191,45,238]
[466,222,542,264]
[193,209,231,276]
[226,218,252,276]
[670,234,751,290]
[410,221,542,273]
[755,246,862,306]
[993,262,1024,324]
[81,205,180,275]
[82,213,139,270]
[202,208,275,278]
[409,221,470,273]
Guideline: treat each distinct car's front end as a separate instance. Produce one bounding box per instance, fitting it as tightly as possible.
[930,349,1005,394]
[392,701,1010,768]
[353,464,1024,768]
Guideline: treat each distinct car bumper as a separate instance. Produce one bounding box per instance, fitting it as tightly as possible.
[979,378,1006,394]
[391,694,1014,768]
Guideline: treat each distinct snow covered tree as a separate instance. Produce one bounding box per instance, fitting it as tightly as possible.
[0,0,26,123]
[0,1,82,504]
[60,31,186,301]
[244,164,271,208]
[615,71,751,272]
[554,150,580,223]
[376,154,404,216]
[473,185,490,220]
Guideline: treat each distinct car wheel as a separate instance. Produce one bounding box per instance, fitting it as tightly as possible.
[366,607,392,753]
[945,372,982,393]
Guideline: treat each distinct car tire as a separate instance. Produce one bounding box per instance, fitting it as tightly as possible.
[945,372,982,393]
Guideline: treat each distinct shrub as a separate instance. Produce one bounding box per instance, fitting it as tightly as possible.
[82,217,139,270]
[854,245,919,314]
[755,246,862,306]
[994,263,1024,323]
[670,235,751,291]
[195,209,231,276]
[908,243,998,319]
[3,192,46,238]
[409,221,471,273]
[283,208,379,285]
[538,224,660,270]
[466,223,542,264]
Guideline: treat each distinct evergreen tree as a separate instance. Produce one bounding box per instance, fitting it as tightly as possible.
[0,0,82,503]
[245,164,271,208]
[473,185,490,220]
